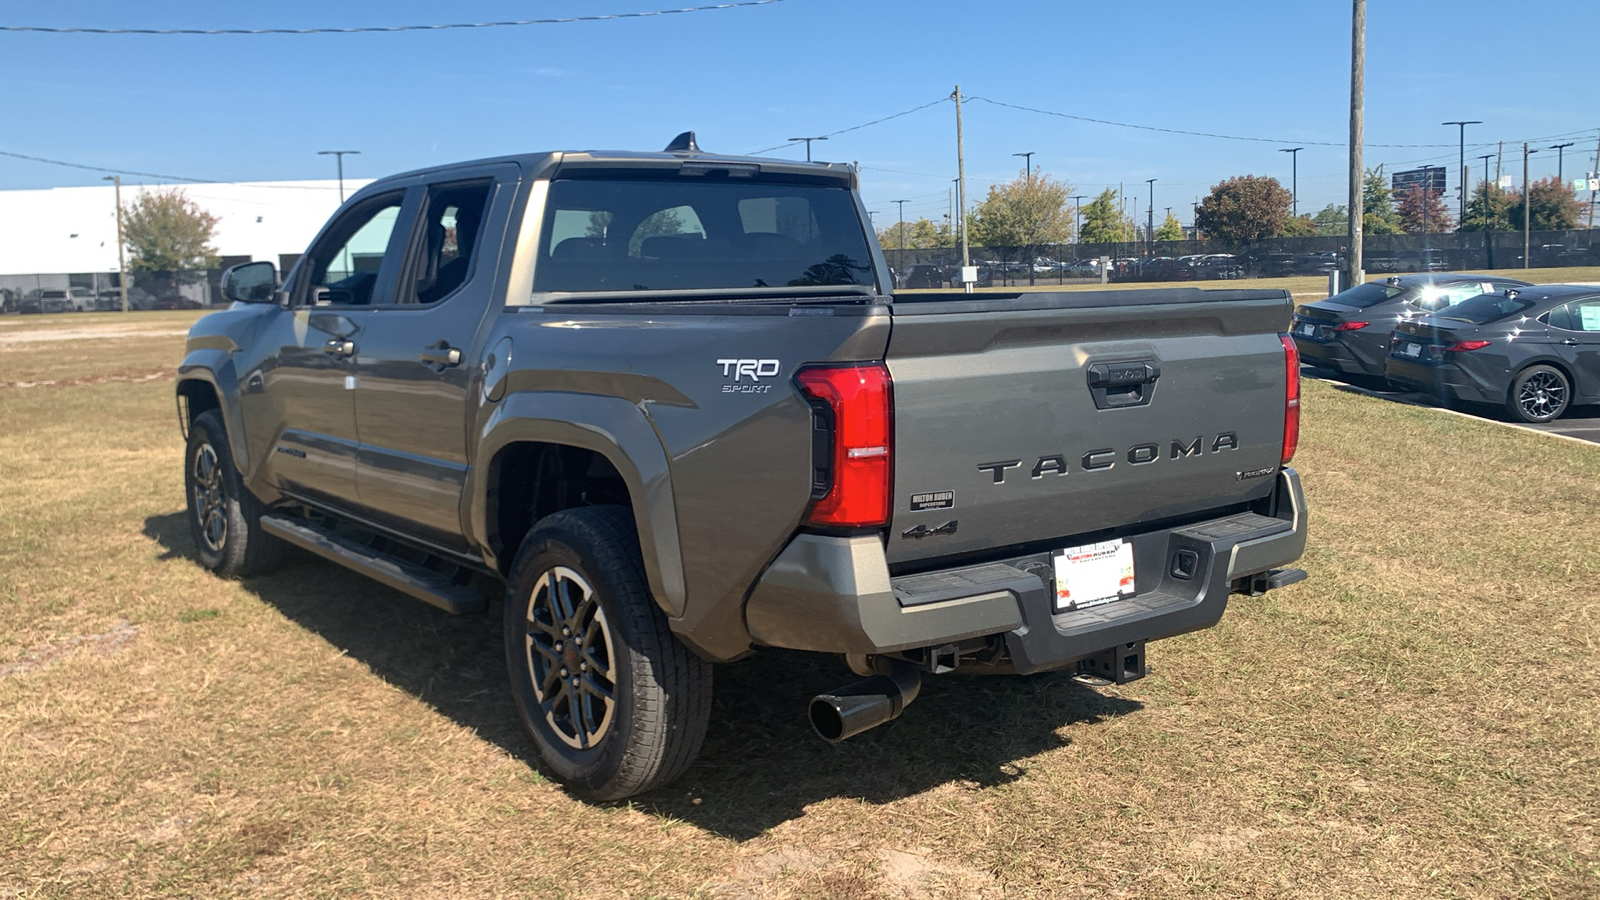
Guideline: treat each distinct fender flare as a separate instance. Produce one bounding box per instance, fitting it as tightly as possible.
[176,350,250,475]
[471,391,686,618]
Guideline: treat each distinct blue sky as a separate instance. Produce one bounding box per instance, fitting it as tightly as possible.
[2,0,1594,229]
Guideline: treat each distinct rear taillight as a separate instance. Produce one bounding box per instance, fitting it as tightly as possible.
[1332,321,1370,332]
[1444,340,1490,352]
[1279,335,1300,466]
[795,363,892,528]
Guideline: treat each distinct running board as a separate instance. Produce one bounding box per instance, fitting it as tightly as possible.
[260,514,488,615]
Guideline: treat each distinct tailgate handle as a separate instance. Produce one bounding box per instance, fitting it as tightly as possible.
[1086,360,1160,409]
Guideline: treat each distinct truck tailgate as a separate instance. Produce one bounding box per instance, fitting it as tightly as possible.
[885,289,1292,567]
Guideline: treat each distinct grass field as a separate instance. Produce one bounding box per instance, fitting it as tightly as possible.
[1,308,1598,897]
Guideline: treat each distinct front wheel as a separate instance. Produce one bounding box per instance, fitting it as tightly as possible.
[184,410,284,578]
[504,506,711,801]
[1506,365,1570,423]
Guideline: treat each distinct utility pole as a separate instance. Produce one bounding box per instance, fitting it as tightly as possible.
[953,85,970,288]
[1590,129,1600,229]
[1346,0,1365,287]
[318,150,360,202]
[1071,195,1085,246]
[788,136,827,162]
[1442,121,1481,226]
[102,176,129,313]
[1145,178,1156,253]
[1012,151,1034,181]
[1280,147,1303,216]
[1495,141,1503,184]
[1523,143,1537,269]
[893,199,907,251]
[1477,153,1495,268]
[1549,142,1574,184]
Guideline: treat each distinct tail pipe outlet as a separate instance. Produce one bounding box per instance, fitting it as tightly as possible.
[808,659,922,743]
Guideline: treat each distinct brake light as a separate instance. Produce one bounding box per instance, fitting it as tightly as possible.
[1444,340,1490,352]
[1332,321,1370,331]
[795,363,892,528]
[1279,335,1300,466]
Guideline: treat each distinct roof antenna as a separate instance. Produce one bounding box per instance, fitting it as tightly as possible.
[664,131,700,153]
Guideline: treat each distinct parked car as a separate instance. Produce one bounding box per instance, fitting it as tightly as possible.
[1384,284,1600,422]
[0,288,15,314]
[1293,274,1531,378]
[153,295,204,310]
[1197,255,1243,280]
[896,263,948,289]
[33,287,95,313]
[174,139,1309,800]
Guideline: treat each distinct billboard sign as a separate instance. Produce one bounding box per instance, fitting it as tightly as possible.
[1392,167,1447,197]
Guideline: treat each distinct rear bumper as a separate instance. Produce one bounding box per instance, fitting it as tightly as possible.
[745,468,1308,672]
[1383,355,1498,403]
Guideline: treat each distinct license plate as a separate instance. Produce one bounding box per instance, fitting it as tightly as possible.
[1299,323,1316,337]
[1403,342,1421,358]
[1053,539,1135,613]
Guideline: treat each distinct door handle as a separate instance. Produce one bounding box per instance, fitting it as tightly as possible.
[420,342,462,367]
[322,338,356,357]
[1561,339,1580,346]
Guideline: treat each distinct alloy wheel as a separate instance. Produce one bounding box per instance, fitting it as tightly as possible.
[1517,371,1567,421]
[191,442,228,553]
[525,566,617,750]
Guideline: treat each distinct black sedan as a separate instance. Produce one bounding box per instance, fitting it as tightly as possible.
[1383,284,1600,423]
[1292,273,1530,378]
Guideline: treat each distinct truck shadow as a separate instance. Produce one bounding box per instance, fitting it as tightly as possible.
[145,511,1143,841]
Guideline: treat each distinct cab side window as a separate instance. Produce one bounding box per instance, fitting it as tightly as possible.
[1559,299,1600,332]
[409,180,495,305]
[306,192,406,306]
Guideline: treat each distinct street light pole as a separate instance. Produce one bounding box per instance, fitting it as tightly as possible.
[1442,121,1481,226]
[1523,144,1538,268]
[318,150,360,202]
[788,136,827,162]
[1012,151,1034,181]
[1280,147,1303,216]
[893,199,907,251]
[1145,178,1156,253]
[102,175,128,312]
[1549,142,1575,184]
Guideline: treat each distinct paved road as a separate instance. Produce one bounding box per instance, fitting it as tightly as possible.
[1303,365,1600,446]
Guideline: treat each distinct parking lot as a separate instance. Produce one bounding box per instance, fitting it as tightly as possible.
[1306,365,1600,445]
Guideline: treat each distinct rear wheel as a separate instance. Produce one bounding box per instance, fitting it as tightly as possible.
[504,506,711,801]
[1506,365,1570,423]
[184,410,284,577]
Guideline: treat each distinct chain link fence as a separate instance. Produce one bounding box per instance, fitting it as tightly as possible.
[883,228,1600,287]
[0,269,225,313]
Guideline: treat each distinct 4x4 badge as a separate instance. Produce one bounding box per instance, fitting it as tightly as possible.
[902,520,958,540]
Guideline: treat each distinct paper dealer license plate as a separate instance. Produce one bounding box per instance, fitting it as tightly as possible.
[1053,539,1135,613]
[1299,323,1316,336]
[1403,342,1421,358]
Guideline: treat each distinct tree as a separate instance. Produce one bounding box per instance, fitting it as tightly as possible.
[1078,188,1134,243]
[1153,211,1184,242]
[1461,182,1514,233]
[1194,175,1292,245]
[967,170,1074,281]
[1278,214,1317,238]
[123,188,220,282]
[1507,177,1585,231]
[1311,204,1348,236]
[1361,168,1402,235]
[876,216,953,251]
[1396,186,1454,234]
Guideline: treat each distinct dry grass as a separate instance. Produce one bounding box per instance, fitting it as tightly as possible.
[0,315,1597,898]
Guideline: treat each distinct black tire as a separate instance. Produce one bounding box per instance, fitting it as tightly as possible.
[184,409,284,578]
[503,506,711,801]
[1505,364,1571,424]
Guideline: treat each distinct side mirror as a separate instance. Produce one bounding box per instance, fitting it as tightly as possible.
[220,261,278,303]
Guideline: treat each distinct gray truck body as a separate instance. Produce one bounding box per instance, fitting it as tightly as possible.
[177,146,1307,678]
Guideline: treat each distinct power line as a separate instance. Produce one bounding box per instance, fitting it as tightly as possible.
[968,96,1463,148]
[0,149,346,189]
[0,1,789,35]
[745,97,950,156]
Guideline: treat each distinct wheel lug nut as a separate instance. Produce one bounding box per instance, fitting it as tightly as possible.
[560,668,568,677]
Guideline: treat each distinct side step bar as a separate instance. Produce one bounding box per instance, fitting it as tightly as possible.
[260,514,487,614]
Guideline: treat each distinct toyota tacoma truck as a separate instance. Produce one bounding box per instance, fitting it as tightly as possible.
[176,134,1308,800]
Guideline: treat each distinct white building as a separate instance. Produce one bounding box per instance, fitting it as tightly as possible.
[0,179,373,278]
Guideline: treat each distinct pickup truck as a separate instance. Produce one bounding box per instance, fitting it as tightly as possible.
[177,134,1308,800]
